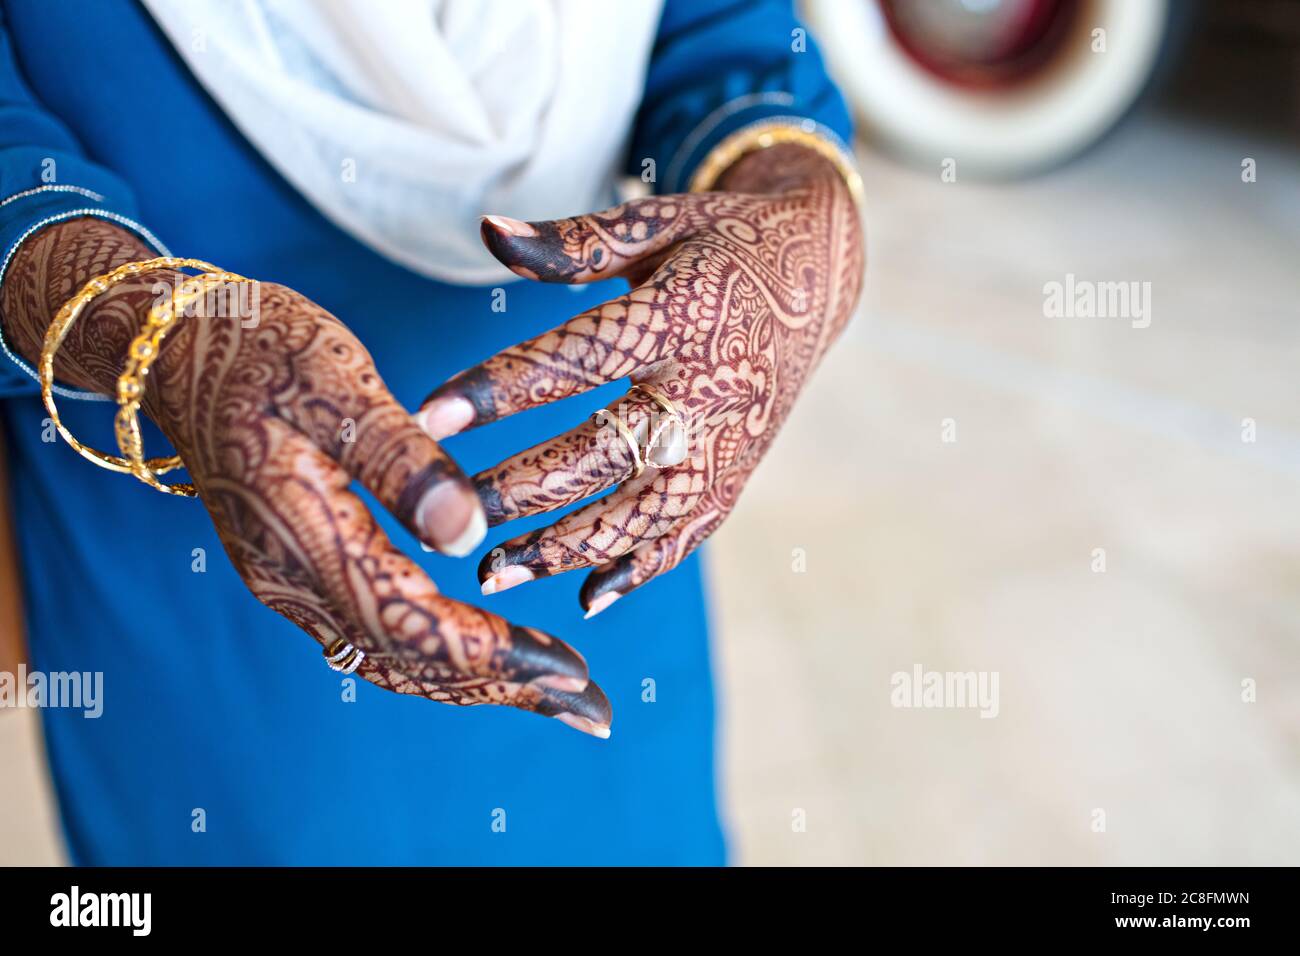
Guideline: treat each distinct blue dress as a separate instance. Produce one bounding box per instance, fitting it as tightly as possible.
[0,0,850,864]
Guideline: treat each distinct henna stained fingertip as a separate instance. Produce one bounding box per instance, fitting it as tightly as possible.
[536,680,613,739]
[583,591,622,620]
[421,365,497,432]
[473,475,508,526]
[476,537,550,586]
[503,625,588,689]
[481,564,534,596]
[482,215,536,238]
[555,713,612,739]
[533,674,589,693]
[580,557,636,611]
[481,216,589,282]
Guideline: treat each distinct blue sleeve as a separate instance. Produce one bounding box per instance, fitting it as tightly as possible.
[630,0,854,194]
[0,8,166,400]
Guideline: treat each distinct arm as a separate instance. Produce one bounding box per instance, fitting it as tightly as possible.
[630,0,854,193]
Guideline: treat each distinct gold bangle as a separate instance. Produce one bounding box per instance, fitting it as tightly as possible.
[114,270,250,497]
[687,120,865,208]
[39,257,225,481]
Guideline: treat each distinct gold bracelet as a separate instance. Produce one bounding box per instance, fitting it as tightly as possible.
[39,257,225,481]
[686,120,865,208]
[114,270,249,496]
[41,256,226,478]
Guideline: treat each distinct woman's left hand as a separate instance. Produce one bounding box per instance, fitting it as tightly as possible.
[419,143,864,616]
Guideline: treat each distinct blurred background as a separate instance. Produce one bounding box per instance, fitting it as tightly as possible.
[4,0,1298,864]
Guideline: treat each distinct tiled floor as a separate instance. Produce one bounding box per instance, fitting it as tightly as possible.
[3,83,1297,868]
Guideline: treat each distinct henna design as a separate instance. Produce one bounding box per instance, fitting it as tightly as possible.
[1,218,611,736]
[422,143,864,611]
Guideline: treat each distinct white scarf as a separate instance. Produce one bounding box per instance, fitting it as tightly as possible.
[141,0,663,283]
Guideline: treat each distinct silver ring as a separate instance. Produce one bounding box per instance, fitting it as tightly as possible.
[324,639,365,674]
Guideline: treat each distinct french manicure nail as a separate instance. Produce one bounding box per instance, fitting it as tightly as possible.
[554,712,612,739]
[419,396,475,441]
[583,591,622,619]
[483,214,537,238]
[534,673,589,693]
[416,482,486,557]
[440,507,486,558]
[481,564,535,596]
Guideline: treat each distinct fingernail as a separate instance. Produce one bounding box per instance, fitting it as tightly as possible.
[534,674,589,693]
[481,564,535,596]
[483,214,537,238]
[416,482,486,557]
[538,681,612,738]
[419,396,475,441]
[583,591,622,619]
[554,712,612,739]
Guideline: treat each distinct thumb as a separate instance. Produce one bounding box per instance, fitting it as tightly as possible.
[480,196,701,284]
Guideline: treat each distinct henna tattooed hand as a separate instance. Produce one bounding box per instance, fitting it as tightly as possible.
[2,219,612,736]
[419,143,864,615]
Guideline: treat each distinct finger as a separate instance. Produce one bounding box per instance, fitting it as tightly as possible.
[529,679,613,738]
[579,499,730,619]
[366,662,613,739]
[476,459,709,595]
[419,284,680,439]
[263,294,485,556]
[257,593,613,738]
[210,426,597,715]
[480,195,701,284]
[472,386,691,525]
[252,590,612,738]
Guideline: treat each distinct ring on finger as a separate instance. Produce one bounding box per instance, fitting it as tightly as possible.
[628,384,687,469]
[628,383,678,418]
[324,638,365,674]
[594,385,686,480]
[592,405,645,479]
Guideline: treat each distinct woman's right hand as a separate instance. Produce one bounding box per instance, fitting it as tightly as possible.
[2,219,611,736]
